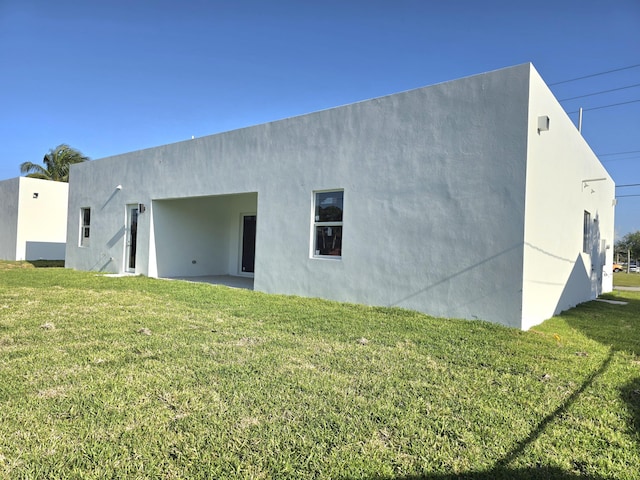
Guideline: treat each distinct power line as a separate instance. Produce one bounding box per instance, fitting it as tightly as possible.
[598,150,640,157]
[559,83,640,102]
[549,64,640,86]
[551,66,640,201]
[601,155,640,163]
[566,99,640,114]
[582,99,640,111]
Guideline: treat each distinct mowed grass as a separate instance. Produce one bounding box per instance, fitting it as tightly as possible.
[0,262,639,479]
[613,272,640,287]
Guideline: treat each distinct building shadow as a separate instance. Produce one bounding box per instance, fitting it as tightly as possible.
[338,350,614,480]
[552,211,607,319]
[561,295,640,358]
[25,241,66,261]
[560,291,640,478]
[620,377,640,441]
[357,466,607,479]
[26,260,65,268]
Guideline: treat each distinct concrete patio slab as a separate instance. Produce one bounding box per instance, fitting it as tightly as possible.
[165,275,254,290]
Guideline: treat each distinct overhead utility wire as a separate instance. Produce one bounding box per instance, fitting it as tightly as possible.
[559,83,640,101]
[549,64,640,86]
[616,183,640,188]
[598,150,640,157]
[601,155,640,163]
[566,99,640,114]
[616,194,640,198]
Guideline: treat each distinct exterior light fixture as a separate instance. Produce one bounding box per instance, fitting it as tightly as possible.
[537,116,550,133]
[581,177,606,194]
[582,177,606,189]
[33,193,39,198]
[116,185,122,190]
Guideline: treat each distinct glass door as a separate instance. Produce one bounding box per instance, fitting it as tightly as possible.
[126,205,138,272]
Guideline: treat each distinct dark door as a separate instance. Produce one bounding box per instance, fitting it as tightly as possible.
[127,207,138,271]
[241,215,256,274]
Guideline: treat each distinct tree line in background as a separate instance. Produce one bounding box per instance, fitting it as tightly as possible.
[20,144,89,182]
[615,231,640,265]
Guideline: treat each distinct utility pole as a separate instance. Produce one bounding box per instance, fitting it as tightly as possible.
[578,107,583,133]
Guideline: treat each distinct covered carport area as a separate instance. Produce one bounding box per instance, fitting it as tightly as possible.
[150,192,257,280]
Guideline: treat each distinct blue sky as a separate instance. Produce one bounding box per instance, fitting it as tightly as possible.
[1,0,639,238]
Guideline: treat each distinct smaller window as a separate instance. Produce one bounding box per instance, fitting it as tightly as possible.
[80,208,91,247]
[313,190,343,257]
[582,210,591,254]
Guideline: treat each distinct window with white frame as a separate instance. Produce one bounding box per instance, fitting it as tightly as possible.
[313,190,343,257]
[80,208,91,247]
[582,210,591,254]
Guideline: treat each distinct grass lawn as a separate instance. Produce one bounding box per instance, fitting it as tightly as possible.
[613,272,640,287]
[1,262,639,479]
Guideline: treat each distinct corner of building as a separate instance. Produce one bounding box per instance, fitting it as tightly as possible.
[521,66,616,330]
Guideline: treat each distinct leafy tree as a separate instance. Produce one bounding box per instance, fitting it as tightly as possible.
[20,144,89,182]
[615,231,640,261]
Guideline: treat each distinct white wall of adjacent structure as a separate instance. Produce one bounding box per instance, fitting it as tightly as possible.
[0,177,68,261]
[521,66,615,330]
[0,177,20,260]
[16,177,68,260]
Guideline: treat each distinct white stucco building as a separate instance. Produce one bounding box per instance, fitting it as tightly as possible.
[65,63,615,329]
[0,176,69,261]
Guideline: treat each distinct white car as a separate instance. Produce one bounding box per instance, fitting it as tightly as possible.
[630,264,639,273]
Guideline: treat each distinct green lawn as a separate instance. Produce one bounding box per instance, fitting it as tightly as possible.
[613,272,640,287]
[1,262,639,479]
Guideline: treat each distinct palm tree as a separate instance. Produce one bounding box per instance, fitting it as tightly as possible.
[20,144,89,182]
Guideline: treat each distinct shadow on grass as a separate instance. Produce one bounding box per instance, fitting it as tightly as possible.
[620,376,640,441]
[561,294,640,444]
[492,349,614,469]
[26,260,65,268]
[348,350,615,480]
[366,465,606,479]
[562,294,640,355]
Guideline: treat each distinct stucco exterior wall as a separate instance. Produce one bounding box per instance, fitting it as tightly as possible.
[16,177,68,260]
[522,67,615,330]
[0,177,68,261]
[67,64,532,327]
[0,178,20,260]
